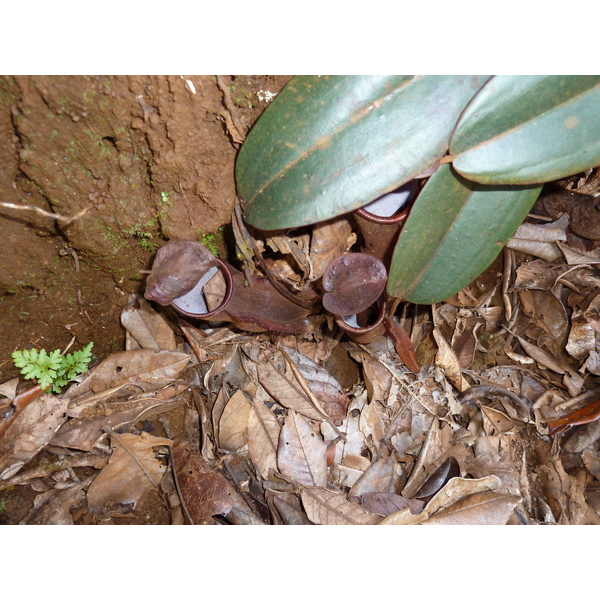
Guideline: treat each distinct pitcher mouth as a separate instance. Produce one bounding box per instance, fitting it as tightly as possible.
[355,205,410,225]
[170,258,234,318]
[356,179,420,224]
[334,297,387,335]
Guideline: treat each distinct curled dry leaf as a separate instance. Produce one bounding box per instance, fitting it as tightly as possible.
[171,439,234,524]
[87,431,172,514]
[300,486,381,525]
[384,317,420,373]
[278,411,328,487]
[433,328,470,392]
[546,396,600,435]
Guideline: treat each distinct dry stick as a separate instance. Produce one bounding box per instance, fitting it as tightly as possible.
[0,201,91,225]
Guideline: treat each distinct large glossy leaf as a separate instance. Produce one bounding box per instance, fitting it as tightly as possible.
[451,75,600,185]
[387,164,542,304]
[237,75,490,230]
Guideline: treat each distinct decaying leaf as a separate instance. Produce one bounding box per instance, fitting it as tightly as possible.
[285,347,350,424]
[86,431,172,514]
[277,411,328,487]
[120,295,177,351]
[421,491,521,525]
[63,349,190,403]
[349,455,403,498]
[300,486,381,525]
[171,439,234,524]
[23,476,94,525]
[0,394,70,480]
[218,390,251,452]
[309,216,355,281]
[256,348,325,422]
[359,492,424,517]
[433,328,470,392]
[248,400,281,480]
[51,383,187,451]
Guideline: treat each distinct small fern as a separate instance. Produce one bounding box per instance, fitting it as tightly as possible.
[12,342,94,393]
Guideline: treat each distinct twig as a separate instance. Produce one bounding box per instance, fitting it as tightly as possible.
[0,201,91,226]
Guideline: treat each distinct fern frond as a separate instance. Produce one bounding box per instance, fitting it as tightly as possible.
[12,342,94,393]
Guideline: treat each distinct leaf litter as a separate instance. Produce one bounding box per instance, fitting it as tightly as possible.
[3,172,600,525]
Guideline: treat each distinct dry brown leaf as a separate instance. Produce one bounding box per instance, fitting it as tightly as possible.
[272,493,314,525]
[360,351,392,405]
[402,419,454,499]
[120,295,177,351]
[519,289,568,356]
[512,259,569,291]
[381,475,501,524]
[466,439,521,496]
[256,349,325,421]
[23,476,93,525]
[480,405,516,435]
[86,431,172,513]
[433,328,470,392]
[349,455,402,498]
[248,400,281,480]
[309,217,355,281]
[557,240,600,265]
[360,492,424,517]
[566,313,596,361]
[300,486,381,524]
[277,411,328,487]
[0,394,70,480]
[171,439,234,524]
[359,402,385,456]
[51,384,187,451]
[421,491,521,525]
[285,348,350,425]
[63,349,190,402]
[218,390,251,452]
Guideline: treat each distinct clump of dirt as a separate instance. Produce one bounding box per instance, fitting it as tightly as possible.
[0,75,291,383]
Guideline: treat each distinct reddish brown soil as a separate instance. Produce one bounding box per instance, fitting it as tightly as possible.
[0,75,291,382]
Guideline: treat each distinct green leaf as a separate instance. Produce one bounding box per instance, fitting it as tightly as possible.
[237,75,490,230]
[451,75,600,185]
[386,164,542,304]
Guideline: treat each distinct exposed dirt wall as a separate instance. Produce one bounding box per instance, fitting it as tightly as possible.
[0,75,291,380]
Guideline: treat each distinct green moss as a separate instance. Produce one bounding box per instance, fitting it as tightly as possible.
[197,226,224,257]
